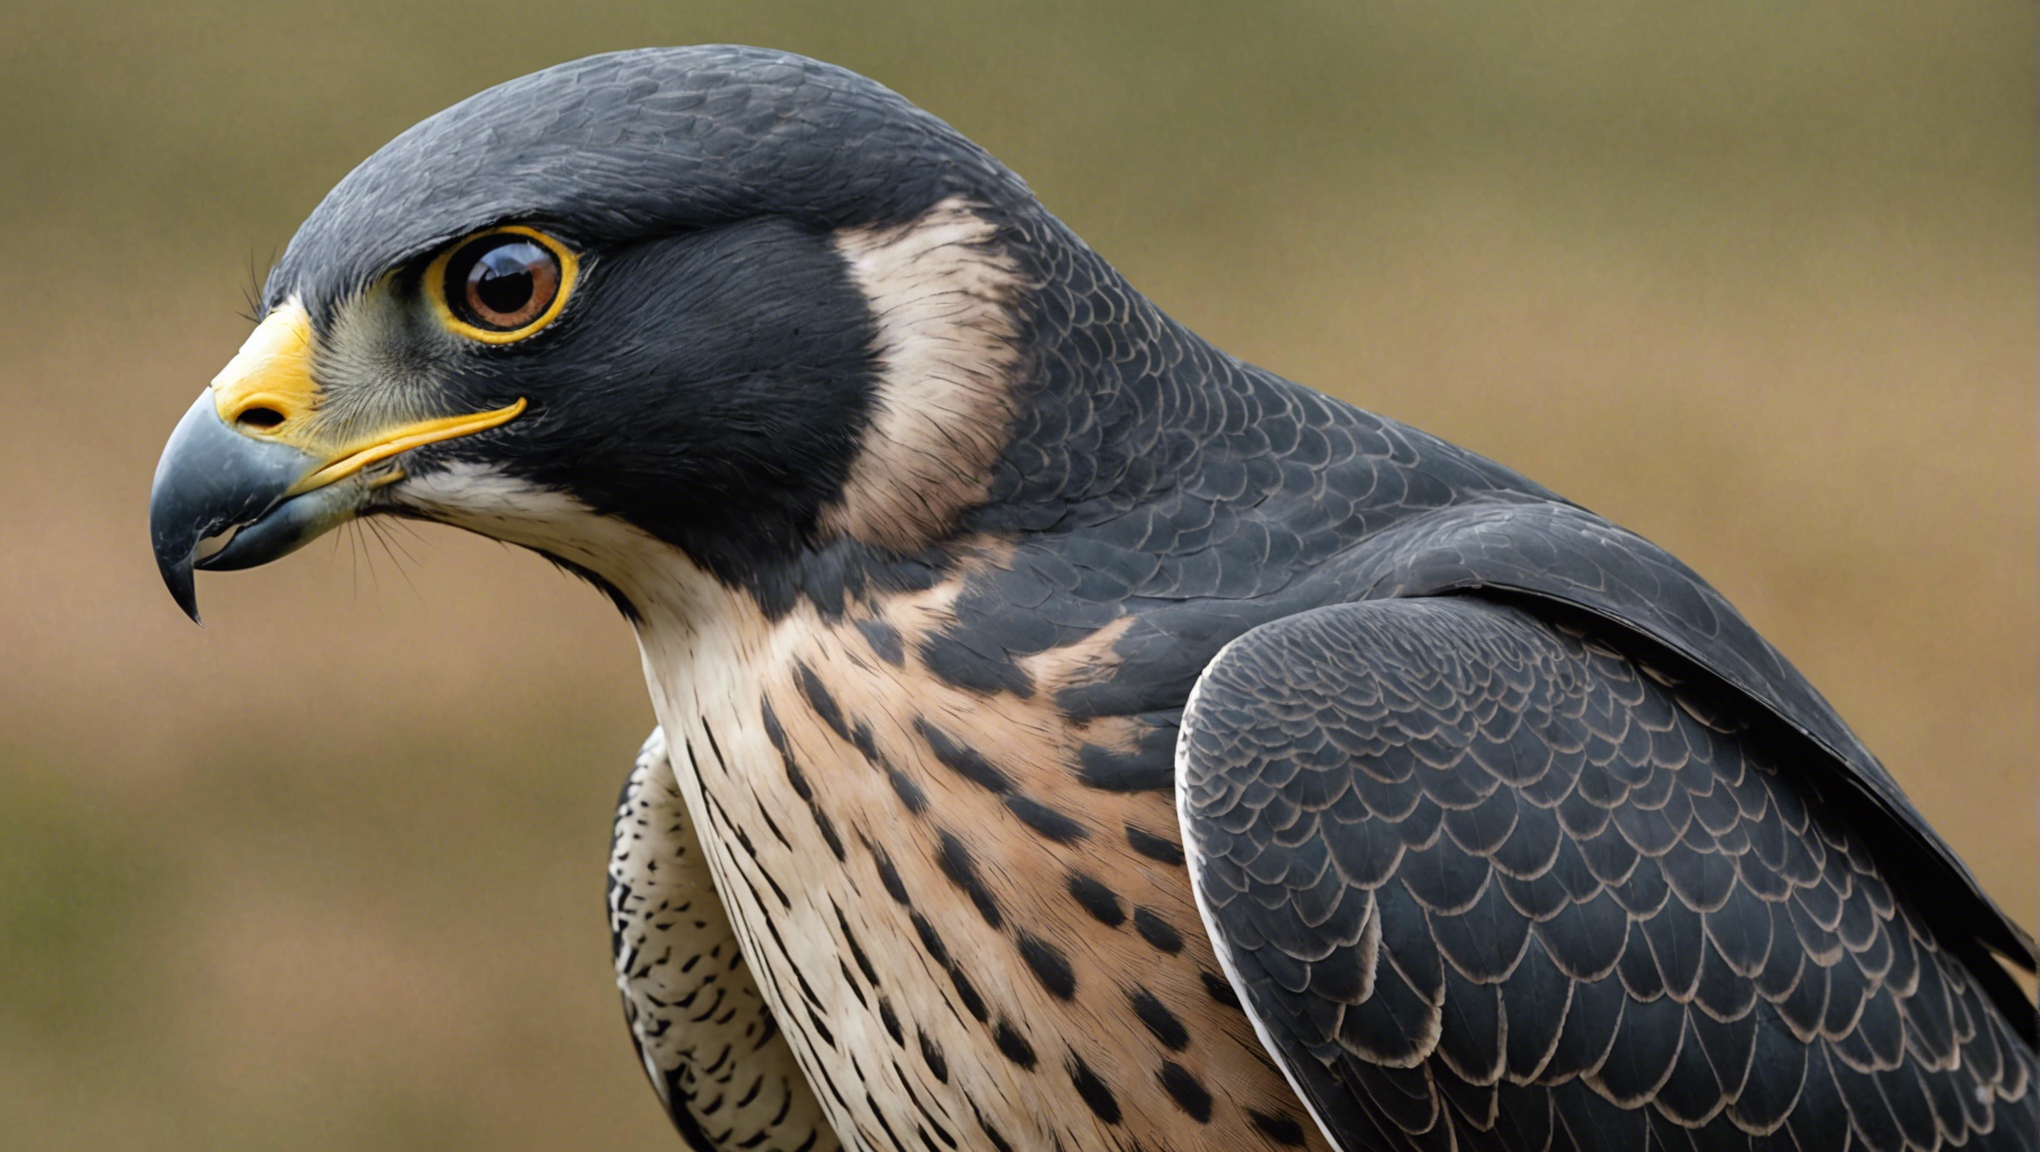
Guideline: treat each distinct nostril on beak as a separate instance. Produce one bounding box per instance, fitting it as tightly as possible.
[234,406,286,431]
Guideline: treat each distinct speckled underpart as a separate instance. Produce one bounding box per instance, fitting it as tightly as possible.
[629,543,1333,1151]
[611,729,840,1152]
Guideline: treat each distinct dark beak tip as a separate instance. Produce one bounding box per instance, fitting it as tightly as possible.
[170,570,203,626]
[154,545,202,625]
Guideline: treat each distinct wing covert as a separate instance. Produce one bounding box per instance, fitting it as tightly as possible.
[1178,598,2037,1152]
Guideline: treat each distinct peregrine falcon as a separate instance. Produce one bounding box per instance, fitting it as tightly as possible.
[149,46,2036,1151]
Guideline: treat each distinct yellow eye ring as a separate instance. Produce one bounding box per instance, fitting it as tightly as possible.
[425,225,580,344]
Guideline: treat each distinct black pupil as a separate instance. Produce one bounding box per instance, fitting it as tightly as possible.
[468,240,547,318]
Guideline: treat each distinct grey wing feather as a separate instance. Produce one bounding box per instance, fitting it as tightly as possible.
[609,728,839,1152]
[1179,598,2038,1152]
[1342,500,2036,973]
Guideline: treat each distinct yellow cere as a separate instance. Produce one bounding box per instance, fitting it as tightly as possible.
[208,301,527,496]
[210,301,318,432]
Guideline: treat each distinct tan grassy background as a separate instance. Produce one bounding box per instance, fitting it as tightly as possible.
[0,2,2031,1148]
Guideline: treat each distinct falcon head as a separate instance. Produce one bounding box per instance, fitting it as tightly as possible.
[150,46,1050,622]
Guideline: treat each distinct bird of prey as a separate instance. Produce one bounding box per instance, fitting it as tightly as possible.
[150,46,2035,1152]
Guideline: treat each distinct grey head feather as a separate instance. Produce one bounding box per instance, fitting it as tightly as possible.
[266,45,1027,314]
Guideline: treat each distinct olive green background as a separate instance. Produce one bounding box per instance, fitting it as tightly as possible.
[1,2,2031,1148]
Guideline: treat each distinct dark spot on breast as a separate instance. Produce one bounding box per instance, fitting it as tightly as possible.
[1125,824,1184,866]
[1202,969,1244,1012]
[756,803,792,850]
[878,996,905,1046]
[795,661,851,741]
[919,719,1011,793]
[1129,987,1188,1050]
[791,960,826,1010]
[745,865,791,911]
[1017,933,1076,1000]
[918,1028,949,1083]
[1133,907,1184,954]
[761,698,792,754]
[872,844,911,905]
[1076,741,1173,793]
[1067,871,1126,926]
[1158,1061,1213,1122]
[910,911,950,965]
[908,910,989,1022]
[1066,1051,1121,1124]
[971,1101,1016,1152]
[833,901,881,988]
[850,721,882,764]
[920,631,1035,698]
[802,1002,836,1048]
[865,1091,907,1151]
[936,831,1003,928]
[700,723,733,775]
[768,700,846,859]
[838,959,869,1009]
[811,805,846,861]
[890,768,929,814]
[993,1019,1038,1069]
[1248,1108,1309,1146]
[1006,795,1087,843]
[907,1083,958,1152]
[858,617,906,665]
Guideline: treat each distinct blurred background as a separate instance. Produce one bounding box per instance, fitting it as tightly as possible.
[0,2,2030,1148]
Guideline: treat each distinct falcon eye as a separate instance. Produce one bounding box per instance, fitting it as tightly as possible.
[426,227,579,344]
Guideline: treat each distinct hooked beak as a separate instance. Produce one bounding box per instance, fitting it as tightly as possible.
[148,302,523,623]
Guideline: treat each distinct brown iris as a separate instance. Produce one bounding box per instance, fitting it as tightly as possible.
[445,235,562,331]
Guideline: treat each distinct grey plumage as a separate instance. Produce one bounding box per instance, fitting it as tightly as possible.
[149,45,2037,1152]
